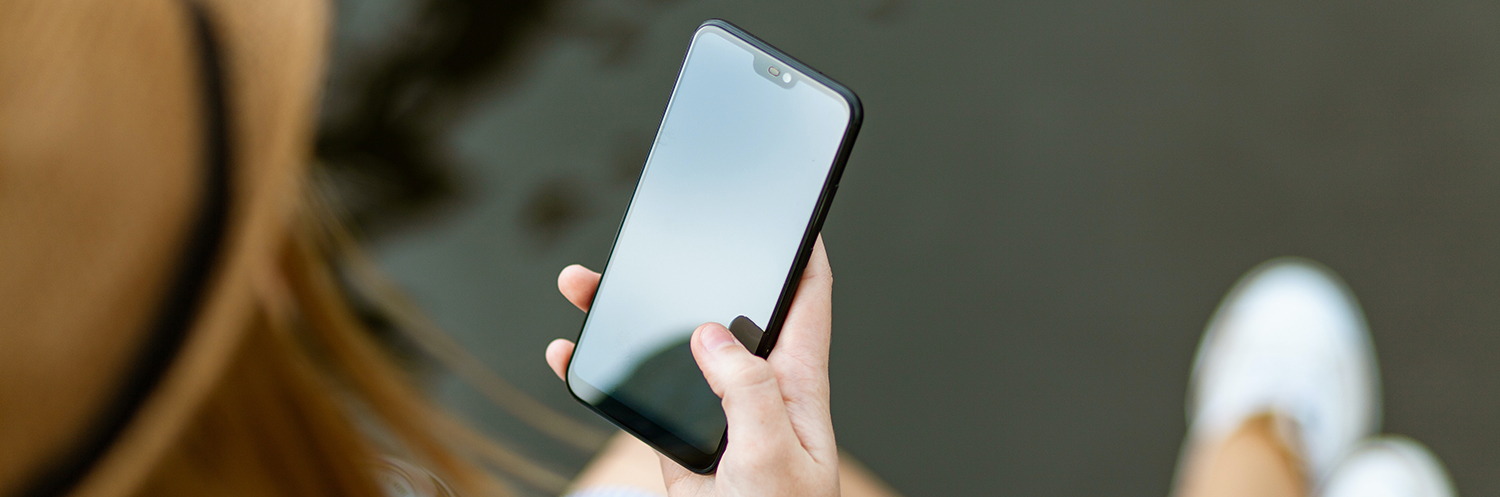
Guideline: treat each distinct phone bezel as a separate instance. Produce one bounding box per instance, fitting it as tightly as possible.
[565,18,864,474]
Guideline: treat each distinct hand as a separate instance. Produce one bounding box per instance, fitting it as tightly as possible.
[546,236,839,497]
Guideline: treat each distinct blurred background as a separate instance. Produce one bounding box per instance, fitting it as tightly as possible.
[316,0,1500,495]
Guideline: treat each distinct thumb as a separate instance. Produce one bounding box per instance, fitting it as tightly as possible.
[690,322,798,451]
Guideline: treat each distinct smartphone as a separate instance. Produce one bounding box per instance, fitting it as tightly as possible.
[565,19,862,473]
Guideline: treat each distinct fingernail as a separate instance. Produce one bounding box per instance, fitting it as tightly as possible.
[699,322,739,352]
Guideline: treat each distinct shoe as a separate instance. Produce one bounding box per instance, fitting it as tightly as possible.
[1320,437,1455,497]
[1185,258,1381,484]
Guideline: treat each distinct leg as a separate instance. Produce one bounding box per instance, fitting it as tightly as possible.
[1175,259,1380,496]
[567,433,669,496]
[567,432,903,497]
[1175,413,1305,497]
[836,449,903,497]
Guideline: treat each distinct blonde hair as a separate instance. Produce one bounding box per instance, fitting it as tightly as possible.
[130,189,593,497]
[0,0,603,496]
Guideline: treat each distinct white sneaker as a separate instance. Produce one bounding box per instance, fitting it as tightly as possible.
[1320,437,1456,497]
[1185,258,1381,484]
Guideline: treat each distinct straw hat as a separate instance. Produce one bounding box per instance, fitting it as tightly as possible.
[0,0,327,495]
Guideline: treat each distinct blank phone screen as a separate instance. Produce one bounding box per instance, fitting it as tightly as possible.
[567,24,855,463]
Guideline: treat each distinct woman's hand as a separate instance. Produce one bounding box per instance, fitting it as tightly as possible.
[545,236,839,497]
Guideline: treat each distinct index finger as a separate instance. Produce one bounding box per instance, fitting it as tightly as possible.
[558,264,601,311]
[770,235,833,372]
[761,235,837,459]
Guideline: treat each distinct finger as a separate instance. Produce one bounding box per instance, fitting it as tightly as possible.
[545,339,575,381]
[765,235,837,459]
[558,264,601,311]
[774,235,834,371]
[690,322,799,456]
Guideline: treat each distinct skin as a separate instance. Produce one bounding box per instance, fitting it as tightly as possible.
[546,236,839,497]
[1175,414,1304,497]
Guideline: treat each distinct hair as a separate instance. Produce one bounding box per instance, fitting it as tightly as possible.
[129,186,593,497]
[0,1,603,496]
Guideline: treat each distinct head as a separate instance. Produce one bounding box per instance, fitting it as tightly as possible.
[0,1,577,496]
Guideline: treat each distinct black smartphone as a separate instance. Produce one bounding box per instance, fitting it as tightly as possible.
[565,19,862,473]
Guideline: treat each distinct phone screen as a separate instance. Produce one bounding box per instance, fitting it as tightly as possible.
[566,22,859,471]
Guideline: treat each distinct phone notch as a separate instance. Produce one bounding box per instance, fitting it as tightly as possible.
[754,55,796,88]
